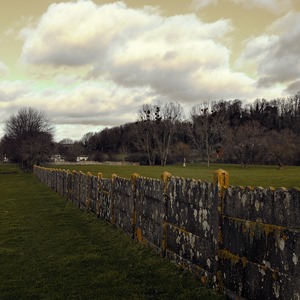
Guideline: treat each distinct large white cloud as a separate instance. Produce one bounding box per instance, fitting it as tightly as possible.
[237,12,300,93]
[19,0,257,103]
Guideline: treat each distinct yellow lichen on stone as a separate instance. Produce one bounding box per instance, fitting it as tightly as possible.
[201,275,208,285]
[162,221,168,253]
[136,227,145,244]
[218,228,223,244]
[213,169,229,189]
[131,173,140,182]
[220,250,238,264]
[131,173,140,191]
[216,270,224,292]
[241,256,248,268]
[161,171,171,185]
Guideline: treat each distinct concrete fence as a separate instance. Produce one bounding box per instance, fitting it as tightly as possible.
[33,166,300,300]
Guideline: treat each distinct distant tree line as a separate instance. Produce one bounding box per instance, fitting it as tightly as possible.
[53,92,300,168]
[1,92,300,170]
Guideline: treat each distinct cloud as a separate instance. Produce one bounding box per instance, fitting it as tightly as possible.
[0,78,158,140]
[285,80,300,94]
[237,12,300,90]
[190,0,218,10]
[0,80,30,103]
[0,61,9,77]
[230,0,294,14]
[19,0,258,103]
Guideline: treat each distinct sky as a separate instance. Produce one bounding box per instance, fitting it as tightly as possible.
[0,0,300,141]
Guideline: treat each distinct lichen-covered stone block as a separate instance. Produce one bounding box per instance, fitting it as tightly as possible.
[98,178,112,221]
[220,253,300,300]
[135,177,164,249]
[89,176,98,214]
[273,188,300,228]
[167,178,218,242]
[221,216,300,280]
[113,177,134,235]
[225,186,300,228]
[166,224,218,272]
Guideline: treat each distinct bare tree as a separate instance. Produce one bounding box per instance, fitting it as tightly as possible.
[189,102,227,167]
[265,129,299,168]
[224,121,267,167]
[172,142,191,163]
[134,104,158,166]
[2,107,54,171]
[155,102,184,166]
[134,102,184,166]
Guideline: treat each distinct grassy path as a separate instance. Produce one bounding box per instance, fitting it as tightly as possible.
[0,165,224,300]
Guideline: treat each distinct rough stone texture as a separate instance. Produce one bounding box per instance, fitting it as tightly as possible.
[71,171,80,206]
[166,224,218,280]
[222,185,300,299]
[221,217,300,276]
[98,178,112,221]
[112,176,134,235]
[166,177,219,283]
[135,177,164,249]
[89,175,98,214]
[33,166,300,300]
[167,178,218,242]
[225,186,300,228]
[273,188,300,228]
[220,253,300,300]
[79,172,87,209]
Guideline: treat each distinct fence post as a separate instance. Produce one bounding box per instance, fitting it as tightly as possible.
[213,169,229,215]
[96,173,103,218]
[86,172,92,213]
[213,169,229,292]
[72,170,77,204]
[131,173,140,240]
[111,174,117,225]
[161,171,171,257]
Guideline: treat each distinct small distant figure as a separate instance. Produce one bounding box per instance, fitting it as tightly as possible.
[183,157,186,167]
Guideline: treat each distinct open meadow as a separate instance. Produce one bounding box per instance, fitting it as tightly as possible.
[49,163,300,189]
[0,164,224,299]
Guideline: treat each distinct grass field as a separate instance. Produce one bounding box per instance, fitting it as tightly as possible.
[49,163,300,189]
[0,164,224,300]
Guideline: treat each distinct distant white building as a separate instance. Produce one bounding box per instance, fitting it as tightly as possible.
[51,154,65,162]
[76,156,89,162]
[3,154,9,163]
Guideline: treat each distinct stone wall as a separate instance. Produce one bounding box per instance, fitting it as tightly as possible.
[33,166,300,300]
[221,186,300,299]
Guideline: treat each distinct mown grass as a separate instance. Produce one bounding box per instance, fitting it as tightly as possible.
[50,163,300,189]
[0,164,225,300]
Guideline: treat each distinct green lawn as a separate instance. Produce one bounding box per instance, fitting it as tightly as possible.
[50,163,300,189]
[0,164,224,300]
